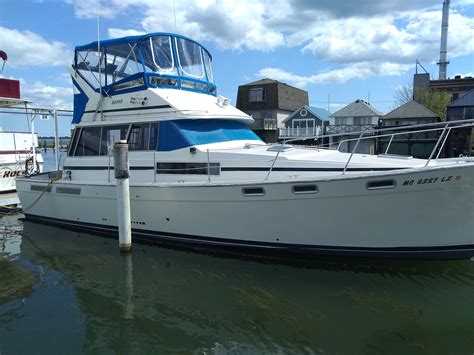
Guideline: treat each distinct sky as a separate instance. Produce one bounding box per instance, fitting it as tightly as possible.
[0,0,473,136]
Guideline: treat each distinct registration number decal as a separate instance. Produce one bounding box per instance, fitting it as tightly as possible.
[402,175,462,186]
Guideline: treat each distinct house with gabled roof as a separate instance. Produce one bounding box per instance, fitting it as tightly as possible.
[327,99,382,153]
[236,78,309,142]
[279,105,330,140]
[379,100,440,158]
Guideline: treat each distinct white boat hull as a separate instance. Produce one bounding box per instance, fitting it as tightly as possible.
[0,156,43,193]
[16,163,474,258]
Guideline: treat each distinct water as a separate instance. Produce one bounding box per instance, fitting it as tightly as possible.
[1,152,473,354]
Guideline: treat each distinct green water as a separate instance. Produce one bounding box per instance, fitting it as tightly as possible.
[0,214,473,354]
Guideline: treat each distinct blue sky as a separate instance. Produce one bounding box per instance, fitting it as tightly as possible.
[0,0,473,136]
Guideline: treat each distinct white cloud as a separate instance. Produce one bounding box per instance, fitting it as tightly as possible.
[107,28,146,38]
[0,27,71,67]
[64,0,121,19]
[65,0,474,58]
[64,0,474,84]
[257,62,412,88]
[21,79,73,110]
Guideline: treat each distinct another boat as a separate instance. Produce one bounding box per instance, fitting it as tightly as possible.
[16,33,474,258]
[0,88,43,194]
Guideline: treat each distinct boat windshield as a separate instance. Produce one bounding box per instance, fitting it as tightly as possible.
[140,36,177,75]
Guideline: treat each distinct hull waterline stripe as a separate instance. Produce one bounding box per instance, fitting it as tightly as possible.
[84,104,172,114]
[22,214,474,259]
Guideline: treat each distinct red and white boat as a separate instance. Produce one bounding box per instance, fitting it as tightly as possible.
[0,78,43,193]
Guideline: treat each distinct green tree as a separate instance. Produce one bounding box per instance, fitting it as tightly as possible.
[415,88,451,121]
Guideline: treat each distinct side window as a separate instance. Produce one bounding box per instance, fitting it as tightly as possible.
[75,127,102,156]
[127,122,160,151]
[249,88,265,102]
[100,125,129,155]
[68,127,81,156]
[128,123,151,151]
[149,123,159,150]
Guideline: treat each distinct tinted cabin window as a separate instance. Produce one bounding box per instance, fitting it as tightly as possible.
[128,123,152,151]
[75,127,102,156]
[99,125,129,155]
[68,128,81,156]
[149,123,159,150]
[156,162,220,175]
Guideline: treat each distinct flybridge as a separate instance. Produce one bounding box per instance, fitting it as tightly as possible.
[73,33,216,98]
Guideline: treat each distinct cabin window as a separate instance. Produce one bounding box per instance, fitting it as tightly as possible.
[292,184,318,194]
[242,187,265,196]
[149,123,159,150]
[156,162,220,175]
[249,88,265,102]
[75,127,102,156]
[68,128,81,156]
[366,180,396,190]
[99,125,129,155]
[128,123,154,151]
[176,37,205,79]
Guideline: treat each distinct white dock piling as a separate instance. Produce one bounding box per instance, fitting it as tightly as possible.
[114,140,132,253]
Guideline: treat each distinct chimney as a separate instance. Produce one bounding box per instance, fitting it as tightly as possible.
[437,0,450,80]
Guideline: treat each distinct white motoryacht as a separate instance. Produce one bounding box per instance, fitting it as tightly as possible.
[16,33,474,258]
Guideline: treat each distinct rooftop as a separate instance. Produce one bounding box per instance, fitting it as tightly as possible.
[383,100,438,119]
[330,99,383,118]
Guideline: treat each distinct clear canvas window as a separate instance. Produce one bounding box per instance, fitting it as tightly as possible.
[176,37,204,79]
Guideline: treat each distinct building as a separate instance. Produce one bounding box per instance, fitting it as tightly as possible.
[279,105,330,141]
[236,79,309,142]
[379,100,440,158]
[327,99,382,153]
[446,88,474,156]
[413,73,474,102]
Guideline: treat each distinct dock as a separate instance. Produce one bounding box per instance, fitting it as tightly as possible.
[0,192,21,214]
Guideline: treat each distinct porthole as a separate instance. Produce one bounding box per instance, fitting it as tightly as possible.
[366,179,396,190]
[242,187,265,196]
[292,184,318,194]
[300,108,307,117]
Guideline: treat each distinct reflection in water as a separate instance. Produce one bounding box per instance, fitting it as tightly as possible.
[0,218,473,353]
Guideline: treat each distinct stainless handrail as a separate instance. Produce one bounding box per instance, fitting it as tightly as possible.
[265,118,474,179]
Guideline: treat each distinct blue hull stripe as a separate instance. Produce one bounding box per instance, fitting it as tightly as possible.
[23,214,474,259]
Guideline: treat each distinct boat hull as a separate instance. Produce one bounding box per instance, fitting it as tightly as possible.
[16,164,474,259]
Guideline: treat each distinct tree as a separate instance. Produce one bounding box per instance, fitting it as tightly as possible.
[416,88,451,121]
[394,84,451,121]
[394,84,413,105]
